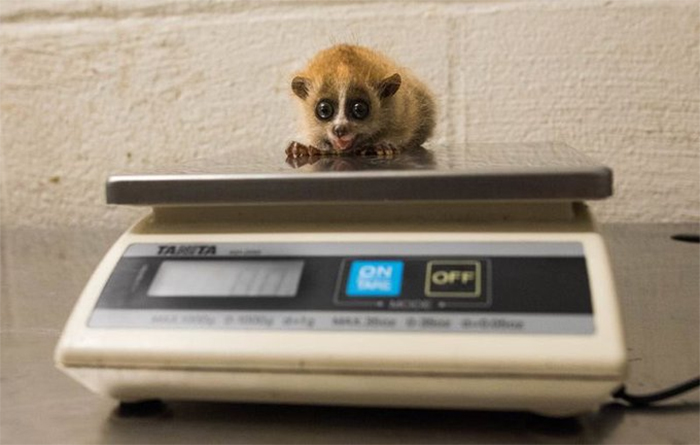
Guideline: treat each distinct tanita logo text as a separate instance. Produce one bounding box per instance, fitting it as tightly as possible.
[157,245,217,256]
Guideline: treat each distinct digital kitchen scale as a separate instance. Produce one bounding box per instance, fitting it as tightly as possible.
[55,142,627,416]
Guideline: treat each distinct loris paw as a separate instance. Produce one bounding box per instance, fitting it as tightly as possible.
[285,141,322,158]
[367,142,400,157]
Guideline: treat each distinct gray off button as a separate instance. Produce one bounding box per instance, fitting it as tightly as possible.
[425,261,482,298]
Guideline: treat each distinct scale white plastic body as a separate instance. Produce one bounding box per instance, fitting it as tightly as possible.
[55,143,627,416]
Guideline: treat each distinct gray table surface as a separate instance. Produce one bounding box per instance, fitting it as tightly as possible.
[1,223,698,444]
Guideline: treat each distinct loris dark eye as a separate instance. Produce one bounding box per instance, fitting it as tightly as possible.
[349,100,370,120]
[315,100,334,121]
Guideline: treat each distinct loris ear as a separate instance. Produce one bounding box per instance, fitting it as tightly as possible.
[377,73,401,99]
[292,76,311,100]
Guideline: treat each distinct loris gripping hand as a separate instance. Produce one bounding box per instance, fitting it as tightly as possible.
[285,140,401,160]
[289,44,436,156]
[286,141,321,158]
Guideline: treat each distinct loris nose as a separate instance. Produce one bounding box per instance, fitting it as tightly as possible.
[333,124,349,138]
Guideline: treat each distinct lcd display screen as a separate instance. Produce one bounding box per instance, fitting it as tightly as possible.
[147,260,304,297]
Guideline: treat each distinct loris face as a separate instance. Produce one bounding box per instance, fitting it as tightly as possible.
[292,74,401,153]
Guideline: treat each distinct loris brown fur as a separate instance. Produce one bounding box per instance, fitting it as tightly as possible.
[290,45,436,155]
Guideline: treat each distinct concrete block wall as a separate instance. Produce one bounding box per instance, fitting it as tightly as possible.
[1,0,698,231]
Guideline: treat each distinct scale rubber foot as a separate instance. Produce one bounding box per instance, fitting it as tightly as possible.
[117,399,169,418]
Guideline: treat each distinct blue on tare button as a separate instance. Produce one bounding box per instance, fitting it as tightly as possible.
[346,260,404,297]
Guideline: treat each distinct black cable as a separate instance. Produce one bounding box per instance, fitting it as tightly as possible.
[612,376,700,406]
[671,233,700,243]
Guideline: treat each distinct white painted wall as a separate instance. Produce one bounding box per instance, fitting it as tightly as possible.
[1,0,698,231]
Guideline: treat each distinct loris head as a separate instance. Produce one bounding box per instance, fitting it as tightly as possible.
[291,45,402,153]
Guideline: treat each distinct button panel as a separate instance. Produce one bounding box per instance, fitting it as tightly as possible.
[96,243,592,326]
